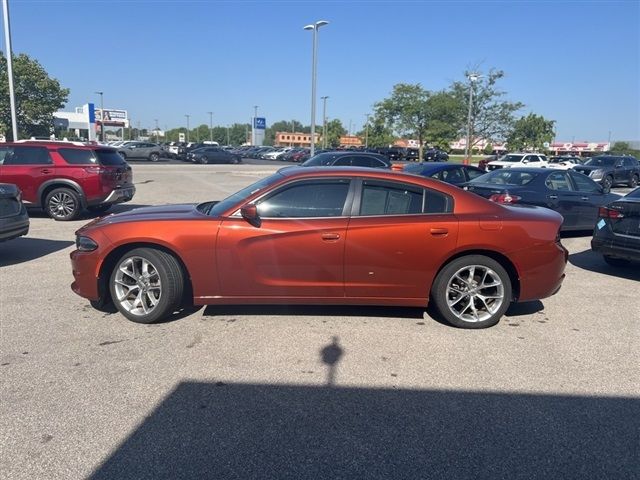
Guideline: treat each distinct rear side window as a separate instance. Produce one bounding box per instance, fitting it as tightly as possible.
[95,150,127,166]
[359,180,452,216]
[0,146,52,165]
[58,148,97,164]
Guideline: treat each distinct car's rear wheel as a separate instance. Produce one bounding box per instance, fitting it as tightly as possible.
[431,255,512,329]
[44,187,81,221]
[603,255,631,267]
[149,152,160,162]
[628,174,638,188]
[109,248,184,323]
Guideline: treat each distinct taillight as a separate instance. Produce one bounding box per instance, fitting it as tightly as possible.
[598,207,624,219]
[84,166,105,175]
[489,192,521,203]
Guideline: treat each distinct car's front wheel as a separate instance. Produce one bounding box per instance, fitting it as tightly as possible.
[628,174,638,188]
[109,248,184,323]
[44,187,81,221]
[431,255,512,329]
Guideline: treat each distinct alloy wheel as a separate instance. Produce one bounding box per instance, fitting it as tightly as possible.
[445,264,505,323]
[48,191,76,218]
[113,256,162,316]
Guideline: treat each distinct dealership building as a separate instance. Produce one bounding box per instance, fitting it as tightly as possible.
[53,103,129,141]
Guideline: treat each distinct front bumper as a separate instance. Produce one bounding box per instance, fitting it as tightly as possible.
[0,215,29,242]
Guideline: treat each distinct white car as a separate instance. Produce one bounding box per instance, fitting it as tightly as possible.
[263,148,291,160]
[547,156,585,170]
[486,153,548,171]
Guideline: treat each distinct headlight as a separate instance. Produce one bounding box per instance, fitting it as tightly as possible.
[590,169,604,179]
[76,236,98,252]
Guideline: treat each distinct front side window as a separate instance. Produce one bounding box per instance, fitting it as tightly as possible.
[0,146,52,165]
[257,180,350,218]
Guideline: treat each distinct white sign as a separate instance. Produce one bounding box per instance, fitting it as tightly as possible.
[179,132,186,142]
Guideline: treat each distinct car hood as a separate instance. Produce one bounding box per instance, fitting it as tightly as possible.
[76,203,213,232]
[573,165,606,172]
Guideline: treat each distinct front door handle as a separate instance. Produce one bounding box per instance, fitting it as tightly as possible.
[547,195,558,200]
[581,197,589,201]
[430,228,449,236]
[321,233,340,241]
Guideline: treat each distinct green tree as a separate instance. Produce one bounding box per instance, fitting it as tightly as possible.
[360,114,395,148]
[325,119,347,148]
[610,141,640,156]
[507,113,556,151]
[449,69,523,152]
[0,52,69,140]
[424,91,465,150]
[375,83,431,158]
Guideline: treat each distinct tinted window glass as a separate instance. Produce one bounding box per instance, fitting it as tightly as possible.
[58,148,97,164]
[441,167,464,183]
[95,149,127,165]
[569,171,600,193]
[472,170,537,186]
[360,181,424,216]
[545,172,572,191]
[584,157,616,167]
[257,180,350,218]
[333,156,352,166]
[1,146,52,165]
[467,168,485,180]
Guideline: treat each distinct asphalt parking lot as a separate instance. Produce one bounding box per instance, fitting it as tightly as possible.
[1,164,638,479]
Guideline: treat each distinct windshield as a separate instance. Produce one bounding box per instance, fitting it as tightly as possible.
[498,154,525,163]
[203,172,284,216]
[584,157,616,167]
[626,188,640,199]
[470,169,537,186]
[302,152,339,166]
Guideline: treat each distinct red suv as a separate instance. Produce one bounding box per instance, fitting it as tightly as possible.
[0,141,135,220]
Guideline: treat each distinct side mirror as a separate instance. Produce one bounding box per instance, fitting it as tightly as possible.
[522,159,529,164]
[241,204,261,227]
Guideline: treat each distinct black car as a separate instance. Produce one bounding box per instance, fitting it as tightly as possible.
[424,148,449,162]
[301,151,392,169]
[0,183,29,242]
[188,146,241,164]
[591,187,640,266]
[462,167,620,231]
[404,163,485,185]
[573,155,639,189]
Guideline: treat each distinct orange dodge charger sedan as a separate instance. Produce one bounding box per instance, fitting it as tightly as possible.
[70,167,568,328]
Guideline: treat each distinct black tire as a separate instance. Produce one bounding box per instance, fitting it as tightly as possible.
[602,175,613,190]
[628,174,638,188]
[431,255,512,329]
[44,187,82,221]
[88,204,111,214]
[603,255,631,267]
[109,248,184,324]
[198,157,208,164]
[149,152,160,162]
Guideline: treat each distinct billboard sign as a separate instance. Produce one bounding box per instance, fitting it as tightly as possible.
[254,117,266,129]
[96,109,129,127]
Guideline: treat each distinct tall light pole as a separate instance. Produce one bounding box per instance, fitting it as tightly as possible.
[464,73,481,165]
[321,96,329,149]
[252,105,258,145]
[304,20,329,156]
[207,111,213,141]
[2,0,18,141]
[185,114,190,143]
[154,118,159,143]
[364,113,370,149]
[95,91,104,142]
[226,125,230,146]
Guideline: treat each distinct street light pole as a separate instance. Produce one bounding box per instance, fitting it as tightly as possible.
[207,111,213,142]
[464,73,481,165]
[252,105,258,145]
[2,0,18,141]
[321,96,329,149]
[95,91,104,142]
[364,113,370,149]
[304,20,329,156]
[185,114,190,143]
[154,118,159,143]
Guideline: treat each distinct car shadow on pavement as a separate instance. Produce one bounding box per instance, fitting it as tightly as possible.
[0,237,74,267]
[569,249,640,281]
[202,304,426,320]
[89,380,638,480]
[505,300,544,316]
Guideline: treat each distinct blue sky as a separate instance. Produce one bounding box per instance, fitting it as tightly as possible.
[4,0,639,141]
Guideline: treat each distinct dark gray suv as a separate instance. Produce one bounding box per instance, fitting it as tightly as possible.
[574,155,640,189]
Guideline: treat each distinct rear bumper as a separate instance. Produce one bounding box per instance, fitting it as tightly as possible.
[591,236,640,262]
[0,215,29,242]
[90,185,136,206]
[511,241,568,302]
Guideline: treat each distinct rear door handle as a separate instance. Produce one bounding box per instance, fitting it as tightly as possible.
[581,197,589,201]
[430,228,448,236]
[321,233,340,241]
[40,169,52,174]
